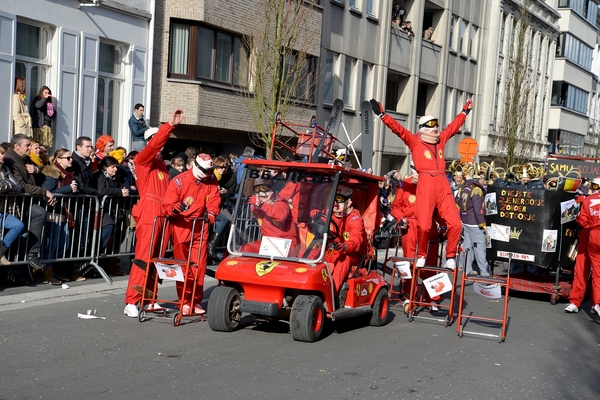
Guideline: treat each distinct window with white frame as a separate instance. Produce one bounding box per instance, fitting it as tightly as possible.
[343,56,357,109]
[366,0,375,16]
[459,20,467,55]
[95,42,124,137]
[463,92,473,134]
[468,24,479,58]
[449,16,458,51]
[499,14,506,55]
[15,21,51,105]
[445,87,454,127]
[349,0,359,10]
[323,51,338,104]
[168,20,248,86]
[360,62,373,102]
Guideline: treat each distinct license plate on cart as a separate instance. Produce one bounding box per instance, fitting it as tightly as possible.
[496,251,535,262]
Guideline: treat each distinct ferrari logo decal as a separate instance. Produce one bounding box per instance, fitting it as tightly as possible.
[408,194,416,204]
[158,171,165,180]
[356,284,360,297]
[255,260,279,276]
[368,283,373,294]
[184,196,194,205]
[438,150,443,159]
[343,232,350,241]
[321,269,328,282]
[295,267,307,273]
[423,150,432,160]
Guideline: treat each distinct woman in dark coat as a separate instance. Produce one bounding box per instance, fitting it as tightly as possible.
[32,86,56,149]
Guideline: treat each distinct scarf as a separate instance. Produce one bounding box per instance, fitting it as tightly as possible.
[215,169,223,181]
[103,170,116,181]
[47,102,55,117]
[30,152,43,167]
[56,163,75,187]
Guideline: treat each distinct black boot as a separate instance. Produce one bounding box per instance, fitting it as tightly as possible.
[208,232,220,261]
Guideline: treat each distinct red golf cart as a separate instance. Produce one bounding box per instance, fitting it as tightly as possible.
[207,160,390,342]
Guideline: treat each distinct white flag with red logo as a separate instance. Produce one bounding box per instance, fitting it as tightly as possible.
[473,282,501,299]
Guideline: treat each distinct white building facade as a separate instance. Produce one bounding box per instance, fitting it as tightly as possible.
[0,0,154,151]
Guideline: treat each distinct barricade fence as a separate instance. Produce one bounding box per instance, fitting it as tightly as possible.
[0,193,140,285]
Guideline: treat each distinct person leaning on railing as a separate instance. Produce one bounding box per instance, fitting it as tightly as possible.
[0,146,24,267]
[40,148,82,284]
[3,134,53,272]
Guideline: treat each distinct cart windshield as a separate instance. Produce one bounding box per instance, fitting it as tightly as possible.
[228,165,337,262]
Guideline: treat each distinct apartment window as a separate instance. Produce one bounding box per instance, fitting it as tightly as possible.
[15,21,51,103]
[537,35,542,72]
[283,53,316,102]
[499,14,506,55]
[360,62,372,102]
[349,0,358,10]
[366,0,374,16]
[323,51,338,104]
[445,87,454,127]
[343,56,357,108]
[463,92,473,134]
[96,42,124,137]
[493,80,501,130]
[449,16,457,51]
[551,81,588,114]
[468,25,479,58]
[558,0,597,25]
[556,33,593,70]
[168,20,248,86]
[459,20,466,54]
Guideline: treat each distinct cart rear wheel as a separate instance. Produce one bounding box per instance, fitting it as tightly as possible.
[207,286,242,332]
[444,314,452,327]
[550,296,558,305]
[275,111,282,124]
[408,310,414,322]
[172,312,181,326]
[403,301,411,315]
[369,288,389,326]
[459,325,464,338]
[138,309,147,323]
[290,295,324,342]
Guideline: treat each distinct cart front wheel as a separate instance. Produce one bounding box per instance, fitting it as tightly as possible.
[290,295,325,342]
[408,310,414,322]
[369,288,389,326]
[207,286,242,332]
[138,309,147,323]
[172,312,181,327]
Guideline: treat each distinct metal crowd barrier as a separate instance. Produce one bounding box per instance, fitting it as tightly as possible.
[0,193,140,285]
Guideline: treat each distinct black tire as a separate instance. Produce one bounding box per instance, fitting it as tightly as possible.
[408,310,414,322]
[444,314,452,327]
[172,312,181,327]
[550,296,558,305]
[290,295,325,342]
[459,325,464,338]
[369,288,389,326]
[207,286,242,332]
[138,309,147,323]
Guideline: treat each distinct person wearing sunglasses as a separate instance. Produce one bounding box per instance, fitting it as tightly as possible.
[124,109,185,318]
[39,148,80,284]
[241,177,297,255]
[318,185,367,305]
[162,153,221,316]
[370,98,473,270]
[565,176,600,317]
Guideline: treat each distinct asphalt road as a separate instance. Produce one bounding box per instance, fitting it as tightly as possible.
[0,263,599,400]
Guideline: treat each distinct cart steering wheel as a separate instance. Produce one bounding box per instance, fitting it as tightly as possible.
[308,211,339,240]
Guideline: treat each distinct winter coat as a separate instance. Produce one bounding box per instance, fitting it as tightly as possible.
[12,94,32,135]
[32,97,56,130]
[71,152,98,195]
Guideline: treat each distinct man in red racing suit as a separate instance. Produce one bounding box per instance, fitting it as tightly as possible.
[565,178,600,317]
[391,172,444,310]
[162,154,221,315]
[371,98,472,270]
[124,109,184,318]
[324,185,367,294]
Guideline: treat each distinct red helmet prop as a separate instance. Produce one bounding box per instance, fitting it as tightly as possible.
[193,153,214,178]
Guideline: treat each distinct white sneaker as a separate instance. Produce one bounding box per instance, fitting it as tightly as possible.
[124,304,139,318]
[415,257,426,268]
[564,303,579,313]
[592,304,600,314]
[444,258,456,271]
[429,302,439,312]
[144,302,161,311]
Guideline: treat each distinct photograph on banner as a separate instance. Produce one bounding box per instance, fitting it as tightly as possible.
[485,227,492,248]
[423,273,452,299]
[490,223,510,242]
[560,199,579,224]
[473,281,502,299]
[394,261,412,279]
[259,236,292,257]
[542,229,557,252]
[155,262,185,282]
[485,192,498,216]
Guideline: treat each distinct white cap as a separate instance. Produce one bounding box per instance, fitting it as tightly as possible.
[193,153,214,174]
[336,185,353,198]
[418,115,436,126]
[144,127,159,142]
[591,176,600,186]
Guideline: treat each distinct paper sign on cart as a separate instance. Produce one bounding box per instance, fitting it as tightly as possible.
[155,262,184,282]
[394,261,412,279]
[259,236,292,257]
[473,282,501,299]
[423,273,452,298]
[490,223,510,242]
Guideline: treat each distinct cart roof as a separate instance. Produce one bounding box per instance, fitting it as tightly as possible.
[243,159,385,184]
